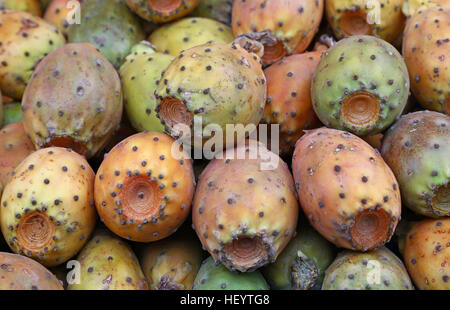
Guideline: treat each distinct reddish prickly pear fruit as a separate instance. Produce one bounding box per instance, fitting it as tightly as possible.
[292,128,401,251]
[190,0,233,25]
[403,217,450,290]
[22,43,123,159]
[403,8,450,115]
[138,229,203,290]
[68,229,149,290]
[193,141,299,272]
[149,17,234,56]
[232,0,324,65]
[0,92,2,128]
[402,0,450,18]
[0,0,43,16]
[325,0,405,44]
[125,0,200,23]
[0,10,65,100]
[261,52,322,156]
[44,0,80,37]
[0,252,63,290]
[94,132,195,243]
[0,123,35,189]
[322,247,414,290]
[0,147,97,267]
[381,111,449,217]
[311,35,410,136]
[155,41,266,150]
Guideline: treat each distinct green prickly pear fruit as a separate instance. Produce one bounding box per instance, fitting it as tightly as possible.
[67,0,145,69]
[403,217,450,290]
[0,252,63,290]
[149,17,234,56]
[322,247,414,290]
[0,147,97,267]
[2,102,22,126]
[402,0,450,18]
[0,0,43,16]
[381,111,449,217]
[155,40,266,151]
[44,0,81,37]
[193,141,299,272]
[263,222,336,290]
[193,256,269,290]
[68,229,149,290]
[120,41,173,133]
[94,132,195,243]
[292,128,402,251]
[232,0,324,65]
[311,35,410,136]
[22,43,123,159]
[190,0,233,25]
[403,8,450,115]
[125,0,200,23]
[0,10,65,100]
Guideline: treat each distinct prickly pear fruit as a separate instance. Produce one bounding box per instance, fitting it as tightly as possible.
[311,35,410,136]
[325,0,405,43]
[402,0,450,17]
[193,141,299,272]
[0,0,43,16]
[125,0,200,23]
[0,252,63,290]
[138,230,203,290]
[381,111,449,217]
[263,222,336,290]
[0,147,97,267]
[0,93,2,128]
[403,217,450,290]
[67,0,145,69]
[2,102,22,126]
[261,52,322,156]
[120,41,173,133]
[0,123,35,188]
[22,43,123,159]
[0,10,65,100]
[68,229,149,290]
[190,0,233,25]
[150,17,234,56]
[44,0,80,37]
[292,128,401,251]
[155,41,266,150]
[402,8,450,115]
[94,132,195,243]
[193,256,269,290]
[322,247,414,290]
[232,0,324,65]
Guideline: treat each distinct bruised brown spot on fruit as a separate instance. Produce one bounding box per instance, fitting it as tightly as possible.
[351,209,391,249]
[432,184,449,213]
[159,97,193,130]
[45,136,87,156]
[224,236,267,270]
[340,10,372,36]
[119,175,163,222]
[341,91,380,128]
[148,0,182,14]
[17,212,55,252]
[262,40,286,64]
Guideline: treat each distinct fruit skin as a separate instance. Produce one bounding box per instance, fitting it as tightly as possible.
[119,41,173,133]
[155,41,266,150]
[44,0,80,37]
[0,147,97,267]
[261,52,322,156]
[0,252,63,290]
[322,247,414,290]
[402,8,450,115]
[325,0,405,44]
[0,92,2,128]
[292,128,401,251]
[403,217,450,290]
[22,43,123,159]
[149,17,234,56]
[190,0,233,25]
[402,0,450,18]
[138,229,203,290]
[125,0,200,23]
[232,0,324,65]
[263,221,336,290]
[193,141,299,272]
[0,123,35,189]
[381,111,449,217]
[193,256,269,290]
[0,0,43,16]
[311,35,410,136]
[2,102,22,126]
[67,0,145,69]
[0,10,65,100]
[68,229,149,290]
[94,132,195,243]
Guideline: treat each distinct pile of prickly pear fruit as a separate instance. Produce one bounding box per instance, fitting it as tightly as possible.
[0,0,448,293]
